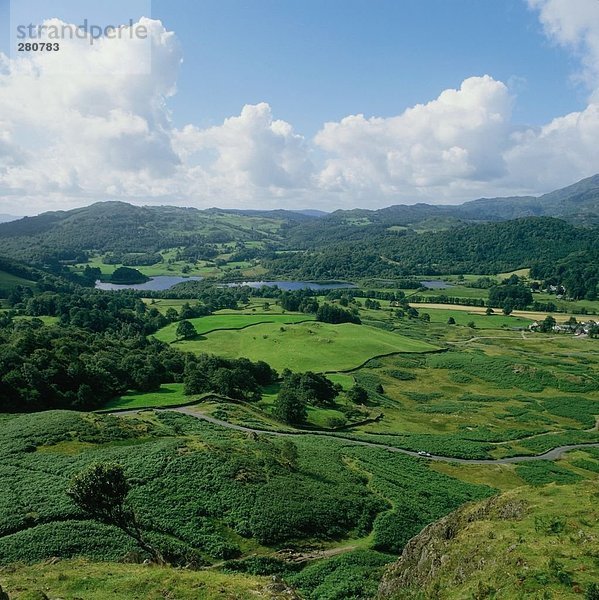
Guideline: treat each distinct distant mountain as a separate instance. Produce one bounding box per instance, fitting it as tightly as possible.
[0,201,289,263]
[293,209,329,217]
[0,214,20,224]
[0,174,597,266]
[323,174,599,227]
[456,174,599,222]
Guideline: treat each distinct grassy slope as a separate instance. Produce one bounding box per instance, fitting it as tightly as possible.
[0,410,490,576]
[153,313,315,342]
[168,321,439,372]
[348,328,599,453]
[0,270,35,290]
[379,477,599,599]
[103,383,191,411]
[0,559,282,600]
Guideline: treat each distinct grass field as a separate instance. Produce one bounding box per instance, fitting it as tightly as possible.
[0,270,35,291]
[0,559,276,600]
[410,306,533,329]
[12,315,59,326]
[154,313,315,343]
[410,303,582,322]
[168,321,439,373]
[345,329,599,457]
[103,383,192,411]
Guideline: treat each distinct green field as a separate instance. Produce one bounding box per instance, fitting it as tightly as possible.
[344,330,599,458]
[411,307,533,329]
[0,270,35,291]
[0,409,494,600]
[154,313,315,343]
[103,383,191,411]
[168,321,439,372]
[0,559,274,600]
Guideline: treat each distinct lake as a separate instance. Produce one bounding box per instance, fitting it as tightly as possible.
[95,276,203,291]
[227,280,357,291]
[421,280,454,289]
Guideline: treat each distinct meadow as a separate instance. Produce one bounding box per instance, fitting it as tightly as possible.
[103,383,192,411]
[165,320,439,373]
[153,313,315,343]
[0,269,35,291]
[352,333,598,439]
[408,306,533,329]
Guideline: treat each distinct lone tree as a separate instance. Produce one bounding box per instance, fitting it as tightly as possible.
[347,384,368,404]
[67,462,164,564]
[176,319,197,340]
[273,387,307,425]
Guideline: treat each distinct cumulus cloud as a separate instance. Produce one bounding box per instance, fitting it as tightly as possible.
[0,18,183,212]
[174,103,313,194]
[1,7,599,212]
[314,76,514,202]
[528,0,599,93]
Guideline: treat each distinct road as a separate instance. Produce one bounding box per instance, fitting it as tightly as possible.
[120,406,599,466]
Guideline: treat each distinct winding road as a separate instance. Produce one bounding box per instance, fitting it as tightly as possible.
[120,405,599,466]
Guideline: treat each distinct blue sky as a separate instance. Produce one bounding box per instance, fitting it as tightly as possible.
[0,0,598,213]
[157,0,584,133]
[0,0,587,133]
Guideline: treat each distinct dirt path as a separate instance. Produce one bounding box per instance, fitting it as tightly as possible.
[121,406,599,466]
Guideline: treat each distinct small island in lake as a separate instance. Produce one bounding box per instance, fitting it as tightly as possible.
[109,266,150,285]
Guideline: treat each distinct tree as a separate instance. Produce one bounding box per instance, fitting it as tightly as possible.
[273,387,307,425]
[67,463,164,564]
[485,307,494,316]
[176,319,197,340]
[447,316,456,324]
[110,266,148,284]
[540,315,556,333]
[347,384,368,404]
[502,299,514,315]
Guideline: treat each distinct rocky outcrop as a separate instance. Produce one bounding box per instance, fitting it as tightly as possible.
[377,492,526,598]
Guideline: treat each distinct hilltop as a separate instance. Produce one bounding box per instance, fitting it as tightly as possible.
[378,477,599,599]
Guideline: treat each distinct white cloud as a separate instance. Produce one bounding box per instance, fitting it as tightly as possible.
[0,7,599,213]
[174,103,313,194]
[528,0,599,92]
[314,76,513,202]
[0,18,183,212]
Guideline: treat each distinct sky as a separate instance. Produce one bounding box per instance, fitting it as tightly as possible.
[0,0,599,215]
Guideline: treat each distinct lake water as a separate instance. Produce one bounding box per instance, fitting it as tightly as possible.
[95,276,203,291]
[227,280,357,291]
[421,280,454,289]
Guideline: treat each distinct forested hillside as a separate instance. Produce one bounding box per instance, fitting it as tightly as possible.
[267,218,599,281]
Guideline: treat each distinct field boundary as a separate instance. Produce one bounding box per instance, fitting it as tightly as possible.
[166,317,316,342]
[323,347,447,375]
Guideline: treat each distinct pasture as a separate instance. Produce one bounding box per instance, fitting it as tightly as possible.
[103,383,191,411]
[345,331,599,457]
[154,313,314,343]
[168,321,439,373]
[0,269,35,291]
[410,306,532,329]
